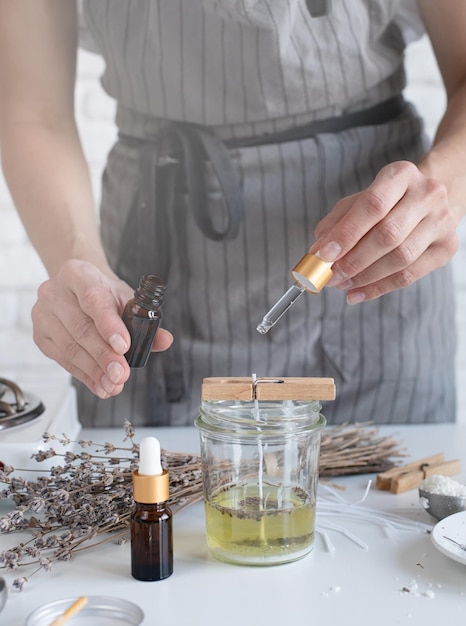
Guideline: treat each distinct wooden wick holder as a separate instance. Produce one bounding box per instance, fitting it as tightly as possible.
[201,376,336,402]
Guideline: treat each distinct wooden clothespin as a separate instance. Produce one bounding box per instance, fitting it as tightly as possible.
[376,453,461,494]
[201,376,336,401]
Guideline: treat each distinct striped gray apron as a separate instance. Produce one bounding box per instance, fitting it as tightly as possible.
[76,0,456,426]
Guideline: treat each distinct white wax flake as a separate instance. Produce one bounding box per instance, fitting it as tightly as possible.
[402,580,419,595]
[401,579,437,599]
[420,475,466,497]
[321,586,341,597]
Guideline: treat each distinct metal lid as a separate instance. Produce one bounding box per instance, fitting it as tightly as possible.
[25,596,144,626]
[0,378,45,431]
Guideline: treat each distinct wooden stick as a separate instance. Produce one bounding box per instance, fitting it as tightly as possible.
[375,453,445,490]
[49,596,88,626]
[390,459,462,494]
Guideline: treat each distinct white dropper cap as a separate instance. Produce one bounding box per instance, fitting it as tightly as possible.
[139,436,163,476]
[133,436,169,503]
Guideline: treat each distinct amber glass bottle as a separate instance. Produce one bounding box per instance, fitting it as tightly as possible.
[121,274,166,367]
[131,437,173,581]
[131,502,173,581]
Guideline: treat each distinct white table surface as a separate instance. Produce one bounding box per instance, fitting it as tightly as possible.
[1,423,466,625]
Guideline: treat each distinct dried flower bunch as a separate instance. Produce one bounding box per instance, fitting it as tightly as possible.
[319,422,405,476]
[0,420,403,589]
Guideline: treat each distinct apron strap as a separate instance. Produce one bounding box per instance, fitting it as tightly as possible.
[162,123,244,242]
[117,121,243,263]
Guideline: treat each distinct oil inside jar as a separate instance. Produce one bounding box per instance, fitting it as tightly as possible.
[204,482,315,565]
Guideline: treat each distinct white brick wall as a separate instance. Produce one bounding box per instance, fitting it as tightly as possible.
[1,37,465,421]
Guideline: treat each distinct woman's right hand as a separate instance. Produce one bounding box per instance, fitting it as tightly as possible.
[31,260,173,398]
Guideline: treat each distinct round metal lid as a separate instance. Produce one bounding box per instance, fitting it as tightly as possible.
[0,378,45,431]
[26,596,144,626]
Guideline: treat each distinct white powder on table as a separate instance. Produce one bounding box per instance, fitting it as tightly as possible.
[420,475,466,497]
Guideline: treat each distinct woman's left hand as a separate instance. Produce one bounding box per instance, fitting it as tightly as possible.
[310,160,460,303]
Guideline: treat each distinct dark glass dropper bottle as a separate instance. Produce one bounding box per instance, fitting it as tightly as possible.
[121,274,166,367]
[131,436,173,581]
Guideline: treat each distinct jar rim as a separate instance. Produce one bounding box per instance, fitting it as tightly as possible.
[195,399,326,439]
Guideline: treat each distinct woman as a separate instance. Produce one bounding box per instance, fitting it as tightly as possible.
[0,1,463,426]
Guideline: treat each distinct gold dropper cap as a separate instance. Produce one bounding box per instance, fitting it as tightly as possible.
[132,469,169,504]
[291,252,333,293]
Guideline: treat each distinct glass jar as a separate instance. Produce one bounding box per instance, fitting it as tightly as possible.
[195,377,334,566]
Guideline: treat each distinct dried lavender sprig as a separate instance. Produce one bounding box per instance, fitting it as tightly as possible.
[0,420,404,589]
[0,420,205,589]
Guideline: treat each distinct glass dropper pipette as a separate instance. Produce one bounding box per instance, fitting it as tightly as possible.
[257,252,333,334]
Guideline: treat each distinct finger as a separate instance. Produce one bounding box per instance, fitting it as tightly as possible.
[33,282,131,391]
[329,176,454,287]
[55,260,134,355]
[335,214,457,291]
[71,283,173,355]
[49,284,173,374]
[152,328,174,352]
[328,194,429,286]
[37,277,128,371]
[58,308,130,392]
[33,313,127,398]
[72,283,132,356]
[313,193,360,242]
[345,238,459,303]
[314,161,417,262]
[74,279,174,354]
